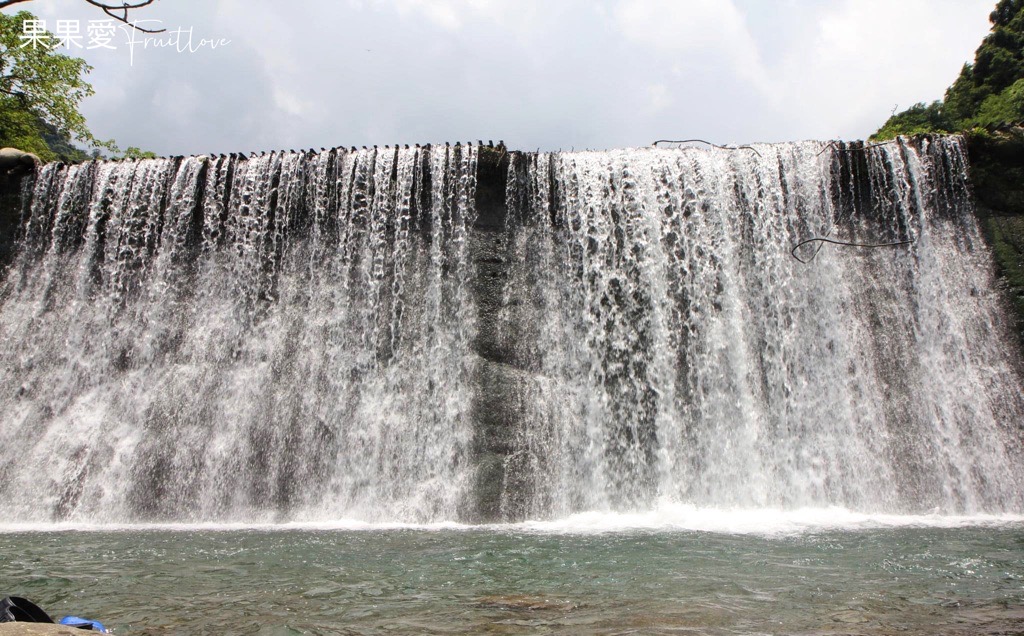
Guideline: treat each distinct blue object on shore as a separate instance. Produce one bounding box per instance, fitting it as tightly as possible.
[59,616,108,633]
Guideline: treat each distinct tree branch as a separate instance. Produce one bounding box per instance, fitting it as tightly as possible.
[84,0,166,33]
[0,0,166,33]
[85,0,161,9]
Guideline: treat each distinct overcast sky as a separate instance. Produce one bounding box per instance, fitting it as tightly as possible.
[9,0,998,155]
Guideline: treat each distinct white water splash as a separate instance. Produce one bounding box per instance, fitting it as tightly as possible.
[0,146,479,523]
[2,506,1023,537]
[1,137,1021,525]
[496,137,1024,518]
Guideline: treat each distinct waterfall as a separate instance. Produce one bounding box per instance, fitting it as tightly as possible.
[494,137,1024,518]
[0,137,1021,524]
[0,146,479,523]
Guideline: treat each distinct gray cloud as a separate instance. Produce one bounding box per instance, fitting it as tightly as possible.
[16,0,996,155]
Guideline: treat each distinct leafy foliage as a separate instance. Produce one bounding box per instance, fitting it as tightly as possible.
[0,10,111,150]
[0,95,93,162]
[0,95,54,160]
[873,0,1024,139]
[873,102,956,140]
[121,146,157,159]
[973,78,1024,126]
[0,10,153,162]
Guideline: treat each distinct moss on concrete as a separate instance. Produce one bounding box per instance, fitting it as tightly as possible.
[967,127,1024,214]
[966,128,1024,342]
[0,172,30,271]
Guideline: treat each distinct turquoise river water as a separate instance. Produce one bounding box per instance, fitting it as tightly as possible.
[2,512,1023,635]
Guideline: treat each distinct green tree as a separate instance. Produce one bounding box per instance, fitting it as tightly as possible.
[121,146,157,159]
[873,0,1024,139]
[0,10,113,154]
[873,102,955,140]
[0,96,51,159]
[0,10,158,162]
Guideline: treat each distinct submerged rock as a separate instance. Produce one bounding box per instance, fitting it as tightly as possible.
[476,594,579,611]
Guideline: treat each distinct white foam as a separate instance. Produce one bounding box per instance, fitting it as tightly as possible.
[0,519,475,534]
[2,505,1023,536]
[507,504,1024,536]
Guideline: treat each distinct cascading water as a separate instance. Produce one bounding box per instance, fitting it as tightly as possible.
[0,136,1020,525]
[493,137,1024,520]
[0,145,479,523]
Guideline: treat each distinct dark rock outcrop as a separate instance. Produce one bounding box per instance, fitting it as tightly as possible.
[0,148,40,175]
[966,127,1024,344]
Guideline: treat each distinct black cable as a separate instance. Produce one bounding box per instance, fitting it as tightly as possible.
[791,237,914,264]
[815,139,902,157]
[793,139,915,263]
[651,139,762,157]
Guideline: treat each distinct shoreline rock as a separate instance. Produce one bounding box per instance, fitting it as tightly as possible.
[0,625,90,635]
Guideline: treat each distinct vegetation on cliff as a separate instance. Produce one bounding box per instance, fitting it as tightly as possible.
[965,128,1024,339]
[873,0,1024,140]
[870,1,1024,341]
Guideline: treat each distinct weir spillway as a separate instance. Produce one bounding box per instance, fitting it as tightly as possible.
[0,138,1021,524]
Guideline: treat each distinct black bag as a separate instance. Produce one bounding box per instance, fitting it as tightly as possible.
[0,596,55,623]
